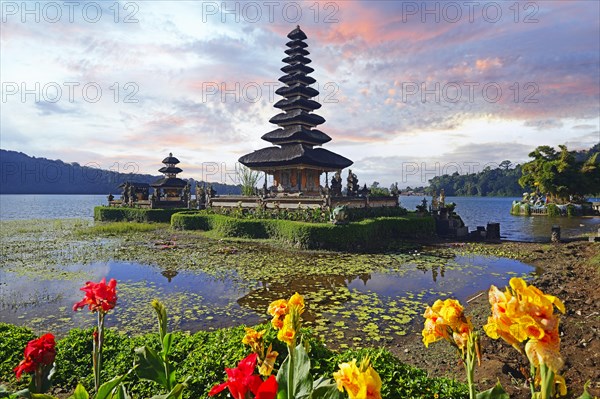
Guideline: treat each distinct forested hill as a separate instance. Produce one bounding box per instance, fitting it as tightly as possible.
[0,149,241,195]
[427,162,526,197]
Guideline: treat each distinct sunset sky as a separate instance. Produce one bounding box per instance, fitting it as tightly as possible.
[1,0,599,187]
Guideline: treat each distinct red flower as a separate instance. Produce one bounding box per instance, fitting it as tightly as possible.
[14,333,56,380]
[73,278,117,313]
[208,353,278,399]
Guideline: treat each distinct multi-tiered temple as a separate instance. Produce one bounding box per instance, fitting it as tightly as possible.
[239,26,352,195]
[151,153,189,205]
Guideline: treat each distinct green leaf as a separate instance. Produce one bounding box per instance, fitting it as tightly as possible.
[149,381,186,399]
[276,345,314,399]
[68,384,89,399]
[476,381,510,399]
[96,374,129,399]
[577,381,593,399]
[162,333,174,359]
[311,377,343,399]
[113,384,131,399]
[134,346,168,390]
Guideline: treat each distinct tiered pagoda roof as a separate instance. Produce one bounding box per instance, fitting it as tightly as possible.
[151,153,187,188]
[239,26,352,171]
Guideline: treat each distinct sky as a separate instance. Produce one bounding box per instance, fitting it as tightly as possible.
[1,0,599,187]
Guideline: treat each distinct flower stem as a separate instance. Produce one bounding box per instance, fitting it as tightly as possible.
[93,311,106,392]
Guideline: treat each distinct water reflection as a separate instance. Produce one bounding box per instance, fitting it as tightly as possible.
[1,254,536,337]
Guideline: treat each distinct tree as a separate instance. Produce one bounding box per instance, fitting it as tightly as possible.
[369,181,390,196]
[499,160,512,170]
[519,144,599,202]
[238,165,260,196]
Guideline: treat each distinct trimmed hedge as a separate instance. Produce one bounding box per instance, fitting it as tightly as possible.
[94,206,189,223]
[0,323,468,399]
[172,212,435,250]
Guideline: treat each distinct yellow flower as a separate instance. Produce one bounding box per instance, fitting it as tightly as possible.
[258,344,278,376]
[333,359,363,399]
[277,313,296,346]
[485,278,565,376]
[268,299,288,318]
[288,292,305,314]
[333,358,382,399]
[242,327,264,353]
[363,364,382,399]
[422,298,471,350]
[271,315,284,330]
[438,299,464,327]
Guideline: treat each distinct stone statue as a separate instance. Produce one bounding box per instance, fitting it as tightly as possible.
[122,183,129,206]
[331,171,342,197]
[107,193,114,204]
[359,184,370,197]
[431,190,439,210]
[331,205,348,225]
[196,184,205,209]
[129,185,136,205]
[346,169,359,197]
[390,182,400,196]
[439,189,445,207]
[183,183,191,208]
[208,184,217,198]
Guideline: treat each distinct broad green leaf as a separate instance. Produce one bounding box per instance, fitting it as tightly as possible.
[276,345,313,399]
[276,355,289,399]
[68,384,89,399]
[311,377,342,399]
[96,373,129,399]
[134,346,168,389]
[476,382,510,399]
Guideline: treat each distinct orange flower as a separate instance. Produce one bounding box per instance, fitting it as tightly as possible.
[267,299,288,318]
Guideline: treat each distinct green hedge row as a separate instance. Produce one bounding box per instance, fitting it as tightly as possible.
[171,212,435,250]
[0,323,468,399]
[345,206,408,221]
[94,206,189,223]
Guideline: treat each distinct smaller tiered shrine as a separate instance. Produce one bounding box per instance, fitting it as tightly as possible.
[151,153,187,201]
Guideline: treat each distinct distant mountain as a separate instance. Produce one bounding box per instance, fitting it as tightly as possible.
[0,149,241,195]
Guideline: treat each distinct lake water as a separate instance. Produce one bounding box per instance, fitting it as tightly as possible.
[0,194,598,242]
[0,255,536,337]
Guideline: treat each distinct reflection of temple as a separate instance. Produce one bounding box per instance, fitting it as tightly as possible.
[161,269,178,283]
[238,26,352,196]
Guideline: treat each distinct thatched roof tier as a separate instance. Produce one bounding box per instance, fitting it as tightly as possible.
[275,85,319,98]
[274,97,321,111]
[161,153,180,164]
[158,166,183,175]
[282,54,311,65]
[287,26,307,40]
[278,73,316,86]
[239,144,352,170]
[261,126,331,146]
[281,64,314,75]
[151,177,187,188]
[286,39,307,48]
[269,109,325,127]
[284,47,310,56]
